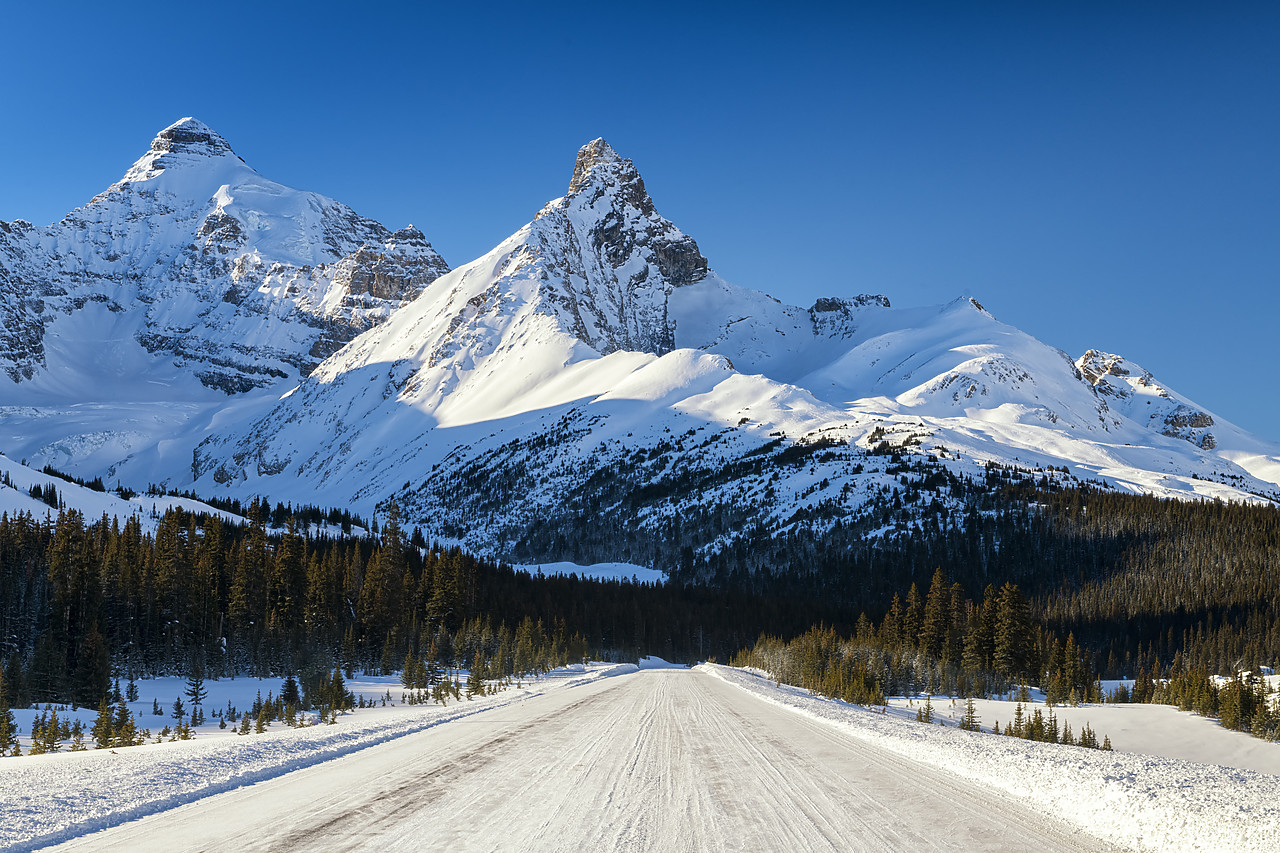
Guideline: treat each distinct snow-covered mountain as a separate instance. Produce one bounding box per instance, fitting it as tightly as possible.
[183,137,1280,568]
[2,123,1277,568]
[0,118,450,484]
[0,117,450,395]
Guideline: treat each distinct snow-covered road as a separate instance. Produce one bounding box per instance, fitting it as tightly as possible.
[42,669,1109,852]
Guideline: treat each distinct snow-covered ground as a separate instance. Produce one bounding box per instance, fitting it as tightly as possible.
[18,667,1108,853]
[0,664,636,851]
[882,681,1280,776]
[518,560,666,584]
[707,665,1280,852]
[4,664,1278,851]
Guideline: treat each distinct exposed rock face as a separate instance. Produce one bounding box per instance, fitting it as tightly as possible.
[1077,349,1216,448]
[147,117,240,160]
[527,138,710,355]
[809,295,891,337]
[0,117,450,392]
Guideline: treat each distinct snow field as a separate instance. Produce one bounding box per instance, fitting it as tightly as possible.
[886,689,1280,777]
[517,560,666,584]
[704,664,1280,852]
[0,663,636,852]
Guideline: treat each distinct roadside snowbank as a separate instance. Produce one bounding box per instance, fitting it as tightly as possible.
[0,663,630,852]
[703,664,1280,852]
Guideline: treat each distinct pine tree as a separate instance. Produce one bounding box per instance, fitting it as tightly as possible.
[184,663,208,710]
[281,675,301,707]
[466,653,485,699]
[903,583,924,652]
[919,568,951,660]
[0,670,16,755]
[92,699,114,749]
[329,668,351,711]
[962,585,998,676]
[993,582,1034,681]
[401,648,419,690]
[112,699,140,747]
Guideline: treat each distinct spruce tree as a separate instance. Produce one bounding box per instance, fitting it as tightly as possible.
[919,568,951,660]
[112,699,140,747]
[466,653,485,699]
[993,582,1034,681]
[0,680,16,755]
[281,675,301,707]
[184,663,207,711]
[92,699,114,749]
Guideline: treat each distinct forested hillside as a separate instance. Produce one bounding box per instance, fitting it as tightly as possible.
[0,501,834,710]
[1,477,1276,718]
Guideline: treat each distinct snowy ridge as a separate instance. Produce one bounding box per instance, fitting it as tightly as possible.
[185,138,1280,567]
[705,665,1280,853]
[0,454,240,533]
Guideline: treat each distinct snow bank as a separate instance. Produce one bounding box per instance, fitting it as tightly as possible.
[0,665,624,851]
[638,656,686,670]
[703,664,1280,852]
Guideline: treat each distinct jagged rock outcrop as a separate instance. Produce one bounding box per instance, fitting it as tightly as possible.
[1077,350,1217,448]
[526,138,710,355]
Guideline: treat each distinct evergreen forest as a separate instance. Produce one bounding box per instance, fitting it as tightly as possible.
[1,479,1278,746]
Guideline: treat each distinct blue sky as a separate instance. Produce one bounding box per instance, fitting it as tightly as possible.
[2,2,1277,440]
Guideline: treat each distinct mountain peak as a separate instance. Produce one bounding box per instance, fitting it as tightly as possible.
[150,117,237,159]
[568,138,628,194]
[116,118,247,185]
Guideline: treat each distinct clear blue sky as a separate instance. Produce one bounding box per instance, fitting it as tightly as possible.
[2,2,1277,440]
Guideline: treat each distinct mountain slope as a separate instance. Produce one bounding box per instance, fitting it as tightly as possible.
[189,138,1280,569]
[0,118,450,483]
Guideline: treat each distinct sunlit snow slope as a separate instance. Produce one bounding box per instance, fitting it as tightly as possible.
[187,138,1280,568]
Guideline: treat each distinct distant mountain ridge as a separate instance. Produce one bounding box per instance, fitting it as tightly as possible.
[1,120,1277,572]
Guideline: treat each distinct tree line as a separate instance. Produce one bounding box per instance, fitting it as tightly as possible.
[0,500,843,713]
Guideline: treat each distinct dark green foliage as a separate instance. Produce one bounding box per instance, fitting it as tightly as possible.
[0,502,844,707]
[184,663,207,708]
[280,675,300,707]
[92,699,114,749]
[993,583,1035,681]
[0,669,16,754]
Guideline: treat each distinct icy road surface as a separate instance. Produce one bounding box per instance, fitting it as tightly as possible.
[44,669,1109,853]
